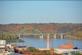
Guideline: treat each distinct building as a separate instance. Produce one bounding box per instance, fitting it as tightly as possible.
[0,40,14,55]
[0,40,6,52]
[0,40,6,48]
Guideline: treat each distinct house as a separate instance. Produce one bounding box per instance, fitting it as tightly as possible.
[0,40,6,52]
[0,40,6,48]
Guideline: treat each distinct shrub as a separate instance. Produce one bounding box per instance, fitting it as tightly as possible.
[27,47,38,52]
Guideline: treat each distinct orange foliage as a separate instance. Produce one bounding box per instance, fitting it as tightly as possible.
[59,43,74,49]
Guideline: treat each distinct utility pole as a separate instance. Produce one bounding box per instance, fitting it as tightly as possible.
[47,33,50,49]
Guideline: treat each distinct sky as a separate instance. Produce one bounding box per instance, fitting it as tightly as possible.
[0,1,82,24]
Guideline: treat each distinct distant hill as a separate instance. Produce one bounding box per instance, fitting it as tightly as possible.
[0,23,82,37]
[0,23,82,32]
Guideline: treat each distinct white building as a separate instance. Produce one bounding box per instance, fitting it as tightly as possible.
[0,40,6,48]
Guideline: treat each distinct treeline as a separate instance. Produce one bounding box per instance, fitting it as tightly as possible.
[0,32,19,42]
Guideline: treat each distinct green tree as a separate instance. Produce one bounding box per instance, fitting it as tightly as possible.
[27,47,38,52]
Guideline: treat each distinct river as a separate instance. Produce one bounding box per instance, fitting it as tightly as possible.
[14,36,82,49]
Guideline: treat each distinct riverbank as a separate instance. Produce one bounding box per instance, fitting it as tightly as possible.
[13,46,82,55]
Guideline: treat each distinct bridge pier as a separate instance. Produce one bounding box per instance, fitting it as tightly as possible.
[40,34,43,39]
[60,33,64,39]
[54,34,57,39]
[18,33,21,39]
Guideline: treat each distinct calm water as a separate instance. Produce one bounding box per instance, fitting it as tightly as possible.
[15,37,82,49]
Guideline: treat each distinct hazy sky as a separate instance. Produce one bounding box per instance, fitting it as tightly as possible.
[0,1,82,24]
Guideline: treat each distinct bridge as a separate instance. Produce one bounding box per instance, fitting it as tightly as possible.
[16,28,78,40]
[16,32,78,49]
[17,32,76,40]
